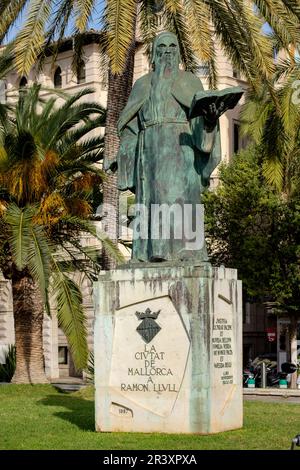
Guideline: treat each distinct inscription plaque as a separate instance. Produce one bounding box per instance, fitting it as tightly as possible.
[109,296,190,417]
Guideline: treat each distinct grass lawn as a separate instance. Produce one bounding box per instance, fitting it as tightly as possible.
[0,384,299,450]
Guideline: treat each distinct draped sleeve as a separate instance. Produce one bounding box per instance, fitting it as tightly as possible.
[117,116,139,191]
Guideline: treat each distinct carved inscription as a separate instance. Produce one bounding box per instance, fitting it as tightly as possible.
[120,344,178,393]
[213,317,234,385]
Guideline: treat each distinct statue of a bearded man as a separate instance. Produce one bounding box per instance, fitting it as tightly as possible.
[105,32,242,263]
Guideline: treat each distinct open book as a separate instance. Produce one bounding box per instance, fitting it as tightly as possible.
[189,86,244,120]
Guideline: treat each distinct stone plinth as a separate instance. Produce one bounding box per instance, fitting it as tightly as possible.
[94,263,243,434]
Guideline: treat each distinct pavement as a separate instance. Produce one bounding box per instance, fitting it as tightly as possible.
[244,387,300,403]
[50,377,87,392]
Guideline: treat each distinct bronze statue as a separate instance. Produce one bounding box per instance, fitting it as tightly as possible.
[106,32,243,263]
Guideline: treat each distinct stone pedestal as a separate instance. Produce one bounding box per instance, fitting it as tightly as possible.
[94,263,243,434]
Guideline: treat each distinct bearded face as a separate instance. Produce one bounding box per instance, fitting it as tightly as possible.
[152,33,180,76]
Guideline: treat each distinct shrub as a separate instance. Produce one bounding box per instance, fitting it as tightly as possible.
[0,345,16,382]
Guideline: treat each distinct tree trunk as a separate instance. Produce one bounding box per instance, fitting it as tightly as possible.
[289,314,298,389]
[11,272,48,384]
[102,10,137,270]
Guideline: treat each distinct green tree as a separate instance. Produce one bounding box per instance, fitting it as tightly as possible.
[0,84,123,383]
[203,147,300,385]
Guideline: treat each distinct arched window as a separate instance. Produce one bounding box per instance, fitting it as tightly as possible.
[19,76,28,88]
[54,67,62,88]
[77,62,86,84]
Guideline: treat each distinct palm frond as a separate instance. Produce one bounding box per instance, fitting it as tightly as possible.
[71,31,92,78]
[280,0,300,18]
[59,115,106,153]
[184,0,217,87]
[75,0,95,32]
[241,88,274,143]
[60,214,124,264]
[59,241,100,265]
[27,223,51,304]
[0,47,15,80]
[232,0,275,77]
[164,0,181,14]
[254,0,300,48]
[0,0,28,44]
[37,1,77,74]
[51,87,95,109]
[0,1,12,17]
[44,0,75,47]
[44,102,105,149]
[280,78,300,137]
[13,0,52,75]
[15,83,44,131]
[262,157,284,191]
[163,5,198,72]
[139,0,162,62]
[59,142,105,168]
[51,259,88,370]
[275,58,298,81]
[206,0,255,82]
[103,0,137,74]
[58,241,101,283]
[4,203,33,270]
[30,97,57,136]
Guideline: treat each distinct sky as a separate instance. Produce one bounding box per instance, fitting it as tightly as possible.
[5,0,105,44]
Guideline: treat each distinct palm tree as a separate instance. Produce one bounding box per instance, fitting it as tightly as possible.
[0,84,123,383]
[241,59,300,196]
[1,1,300,268]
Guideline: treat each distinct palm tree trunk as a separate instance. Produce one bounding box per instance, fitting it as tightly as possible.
[11,271,48,384]
[102,9,137,270]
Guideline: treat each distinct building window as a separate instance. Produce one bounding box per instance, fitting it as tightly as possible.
[19,76,28,88]
[54,66,62,88]
[233,122,240,154]
[58,346,68,365]
[77,62,86,84]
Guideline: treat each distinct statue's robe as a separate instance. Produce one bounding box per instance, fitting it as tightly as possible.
[108,70,221,262]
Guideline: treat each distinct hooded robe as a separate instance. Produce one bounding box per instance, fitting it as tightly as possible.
[108,70,221,262]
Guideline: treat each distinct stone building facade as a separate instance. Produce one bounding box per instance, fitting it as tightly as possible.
[0,32,248,379]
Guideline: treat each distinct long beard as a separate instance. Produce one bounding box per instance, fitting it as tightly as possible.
[154,55,179,79]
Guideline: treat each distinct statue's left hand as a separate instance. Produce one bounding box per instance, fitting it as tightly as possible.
[190,87,243,128]
[202,101,225,129]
